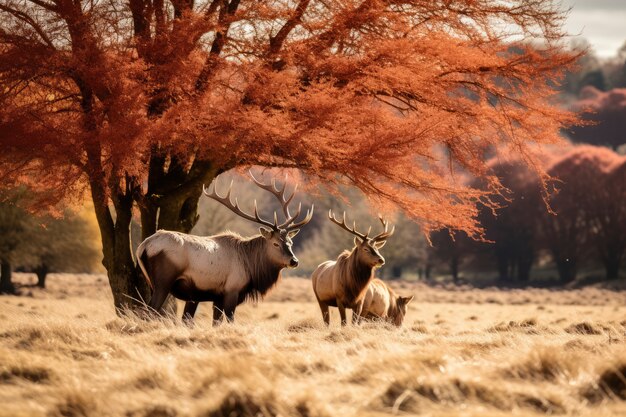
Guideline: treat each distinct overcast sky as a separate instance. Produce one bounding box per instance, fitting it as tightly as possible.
[563,0,626,58]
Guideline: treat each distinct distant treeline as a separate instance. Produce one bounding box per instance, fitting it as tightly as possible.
[430,145,626,284]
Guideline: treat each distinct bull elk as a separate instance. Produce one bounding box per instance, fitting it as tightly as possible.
[136,172,314,324]
[359,278,414,327]
[311,211,394,326]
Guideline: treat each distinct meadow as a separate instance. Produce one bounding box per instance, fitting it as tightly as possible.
[1,273,625,417]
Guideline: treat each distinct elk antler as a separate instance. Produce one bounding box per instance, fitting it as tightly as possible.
[371,216,395,242]
[249,170,314,231]
[203,172,314,232]
[203,178,278,230]
[328,210,371,241]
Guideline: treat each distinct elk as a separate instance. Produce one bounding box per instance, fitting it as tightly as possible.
[311,211,394,326]
[358,278,414,327]
[136,172,313,324]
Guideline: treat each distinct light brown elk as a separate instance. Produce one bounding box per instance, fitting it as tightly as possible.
[136,172,313,324]
[359,278,414,327]
[311,211,394,326]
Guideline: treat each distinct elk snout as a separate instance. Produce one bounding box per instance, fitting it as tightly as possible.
[289,257,299,268]
[376,257,385,266]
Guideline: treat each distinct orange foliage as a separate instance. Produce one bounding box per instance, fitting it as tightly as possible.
[1,0,577,229]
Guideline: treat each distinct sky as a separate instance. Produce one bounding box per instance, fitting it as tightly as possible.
[563,0,626,58]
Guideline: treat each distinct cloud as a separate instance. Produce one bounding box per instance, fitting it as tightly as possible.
[563,1,626,57]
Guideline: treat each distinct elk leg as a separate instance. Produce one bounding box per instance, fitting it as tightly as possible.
[317,299,330,326]
[148,286,170,314]
[337,300,347,327]
[182,301,198,325]
[146,251,181,314]
[212,298,224,326]
[223,292,239,323]
[352,300,364,325]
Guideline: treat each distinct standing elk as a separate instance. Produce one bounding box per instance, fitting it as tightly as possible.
[358,278,414,327]
[311,211,394,326]
[136,172,314,324]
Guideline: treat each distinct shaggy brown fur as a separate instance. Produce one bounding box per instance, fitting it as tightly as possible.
[224,233,284,302]
[334,249,375,306]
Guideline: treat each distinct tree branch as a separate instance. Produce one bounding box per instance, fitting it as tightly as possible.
[195,0,241,92]
[26,0,57,12]
[0,4,55,47]
[267,0,310,57]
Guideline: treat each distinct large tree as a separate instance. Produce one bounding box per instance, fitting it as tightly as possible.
[0,0,577,311]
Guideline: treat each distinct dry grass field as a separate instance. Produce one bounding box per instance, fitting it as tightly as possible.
[1,273,625,417]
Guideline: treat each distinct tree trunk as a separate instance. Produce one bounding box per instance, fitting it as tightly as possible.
[603,256,621,280]
[87,168,151,313]
[87,145,220,314]
[517,258,532,282]
[496,250,509,282]
[35,264,48,288]
[0,260,16,294]
[450,256,459,284]
[391,265,402,279]
[110,191,152,313]
[556,259,577,283]
[517,249,534,282]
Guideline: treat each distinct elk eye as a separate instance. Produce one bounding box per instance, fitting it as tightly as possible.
[363,248,370,253]
[273,242,280,247]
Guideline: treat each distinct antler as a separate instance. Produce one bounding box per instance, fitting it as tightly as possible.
[203,178,278,230]
[371,216,395,242]
[249,171,314,231]
[328,210,371,241]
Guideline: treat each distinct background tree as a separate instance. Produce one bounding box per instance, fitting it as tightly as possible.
[540,146,623,283]
[0,191,35,294]
[0,0,578,311]
[561,39,604,97]
[428,229,474,284]
[21,209,102,288]
[568,87,626,151]
[608,159,626,279]
[378,214,425,279]
[475,159,543,282]
[0,190,101,291]
[578,149,626,280]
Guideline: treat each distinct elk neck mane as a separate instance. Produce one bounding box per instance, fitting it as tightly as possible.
[218,232,282,302]
[336,248,374,304]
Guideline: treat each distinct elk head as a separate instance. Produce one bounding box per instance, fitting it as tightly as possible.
[203,171,314,268]
[392,295,414,327]
[328,211,395,268]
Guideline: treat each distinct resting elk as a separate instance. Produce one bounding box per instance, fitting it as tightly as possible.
[136,172,314,324]
[311,211,394,326]
[358,278,414,327]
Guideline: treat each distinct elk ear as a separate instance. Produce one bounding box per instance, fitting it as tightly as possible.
[259,227,273,239]
[287,229,300,238]
[399,295,414,305]
[374,240,387,249]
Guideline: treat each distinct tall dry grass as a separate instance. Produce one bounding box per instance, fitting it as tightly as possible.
[0,274,625,417]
